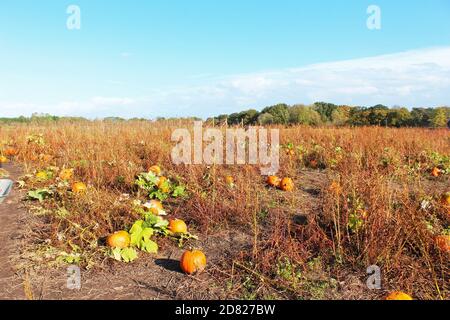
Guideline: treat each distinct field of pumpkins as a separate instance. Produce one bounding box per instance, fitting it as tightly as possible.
[0,123,449,300]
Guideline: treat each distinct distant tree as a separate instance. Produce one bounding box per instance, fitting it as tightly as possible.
[313,102,338,123]
[289,105,322,125]
[431,107,449,128]
[257,113,275,125]
[331,106,351,126]
[261,103,290,124]
[387,107,412,127]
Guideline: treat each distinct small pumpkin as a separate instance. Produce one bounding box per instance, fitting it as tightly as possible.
[431,167,440,177]
[309,159,319,169]
[0,156,8,164]
[158,176,170,193]
[4,148,18,157]
[169,219,188,234]
[267,176,281,188]
[149,165,162,176]
[180,249,207,275]
[441,192,450,207]
[106,230,131,249]
[59,169,74,181]
[72,182,87,194]
[329,181,341,194]
[279,177,294,191]
[385,291,413,300]
[145,199,164,215]
[225,176,234,186]
[39,154,53,163]
[435,235,450,253]
[35,171,48,180]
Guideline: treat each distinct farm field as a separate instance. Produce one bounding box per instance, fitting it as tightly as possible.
[0,121,449,300]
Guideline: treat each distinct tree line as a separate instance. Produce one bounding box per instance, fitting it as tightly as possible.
[1,104,449,128]
[207,103,450,128]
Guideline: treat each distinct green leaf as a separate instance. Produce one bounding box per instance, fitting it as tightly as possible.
[141,239,158,253]
[111,247,122,261]
[121,247,138,262]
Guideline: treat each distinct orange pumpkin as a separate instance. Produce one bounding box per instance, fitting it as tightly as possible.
[385,291,413,300]
[157,176,170,193]
[0,156,8,164]
[267,176,281,188]
[4,148,18,156]
[435,235,450,253]
[309,159,319,169]
[106,231,131,249]
[149,165,161,176]
[225,176,234,186]
[180,250,207,275]
[169,219,188,234]
[441,192,450,207]
[59,169,74,181]
[72,182,87,194]
[431,167,440,177]
[39,154,53,163]
[279,177,294,191]
[145,199,164,215]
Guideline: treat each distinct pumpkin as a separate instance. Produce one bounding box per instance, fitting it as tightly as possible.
[149,165,162,176]
[158,176,170,193]
[59,169,74,181]
[106,231,131,249]
[35,171,48,180]
[4,148,18,156]
[144,199,164,215]
[279,177,294,191]
[441,192,450,207]
[225,176,234,186]
[309,159,319,169]
[431,167,440,177]
[72,182,87,194]
[169,219,188,234]
[0,156,8,164]
[267,176,281,188]
[385,291,413,300]
[180,250,207,275]
[435,235,450,253]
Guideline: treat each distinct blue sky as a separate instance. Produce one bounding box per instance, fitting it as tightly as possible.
[0,0,449,118]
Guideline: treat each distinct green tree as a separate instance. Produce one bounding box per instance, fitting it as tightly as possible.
[289,105,322,125]
[431,107,449,128]
[257,113,275,125]
[261,104,290,124]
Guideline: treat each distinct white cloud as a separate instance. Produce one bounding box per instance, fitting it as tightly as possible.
[1,47,450,118]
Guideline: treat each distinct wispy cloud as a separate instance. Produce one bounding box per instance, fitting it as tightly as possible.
[1,47,449,118]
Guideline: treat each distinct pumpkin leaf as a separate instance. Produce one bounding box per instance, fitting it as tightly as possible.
[120,247,138,262]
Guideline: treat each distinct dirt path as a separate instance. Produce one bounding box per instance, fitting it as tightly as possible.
[0,163,26,299]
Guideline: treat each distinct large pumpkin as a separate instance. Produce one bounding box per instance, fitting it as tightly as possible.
[180,250,207,275]
[72,182,87,194]
[385,291,413,300]
[107,231,131,249]
[279,178,294,191]
[267,176,281,188]
[169,219,188,234]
